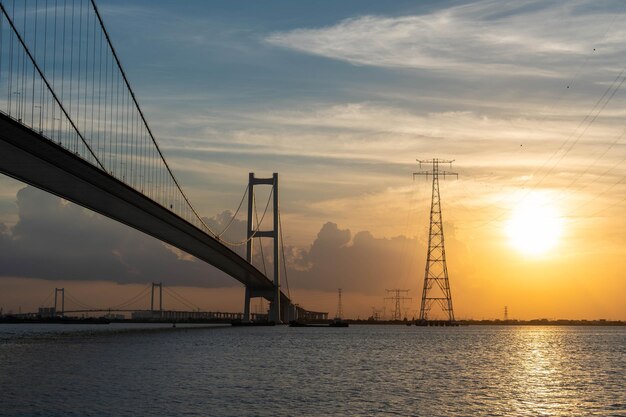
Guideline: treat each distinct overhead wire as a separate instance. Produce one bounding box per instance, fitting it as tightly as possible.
[531,64,626,191]
[564,175,625,217]
[397,181,423,292]
[453,6,626,231]
[585,194,626,217]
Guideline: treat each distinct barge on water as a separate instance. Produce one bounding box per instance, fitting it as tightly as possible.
[231,319,275,327]
[0,316,110,324]
[289,318,349,328]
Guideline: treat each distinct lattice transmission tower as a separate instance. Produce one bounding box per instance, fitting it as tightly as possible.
[385,289,411,321]
[335,288,344,319]
[414,158,457,322]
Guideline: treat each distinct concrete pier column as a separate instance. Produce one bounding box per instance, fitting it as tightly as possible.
[243,286,251,322]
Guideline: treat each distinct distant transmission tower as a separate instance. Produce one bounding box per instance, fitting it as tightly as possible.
[414,158,457,322]
[335,288,344,319]
[385,289,411,321]
[504,306,509,321]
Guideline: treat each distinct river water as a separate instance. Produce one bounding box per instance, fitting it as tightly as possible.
[0,324,624,416]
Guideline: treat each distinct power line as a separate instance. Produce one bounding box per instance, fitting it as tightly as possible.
[565,175,625,217]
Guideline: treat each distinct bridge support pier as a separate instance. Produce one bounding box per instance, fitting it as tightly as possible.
[243,286,251,322]
[282,301,298,323]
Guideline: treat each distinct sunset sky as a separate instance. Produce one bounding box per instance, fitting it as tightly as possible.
[0,0,624,320]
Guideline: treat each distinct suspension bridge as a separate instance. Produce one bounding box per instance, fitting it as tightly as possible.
[16,285,278,323]
[0,0,304,323]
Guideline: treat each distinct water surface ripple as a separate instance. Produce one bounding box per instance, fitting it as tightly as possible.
[0,324,624,416]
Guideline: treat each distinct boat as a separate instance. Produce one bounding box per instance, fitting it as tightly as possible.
[328,318,349,327]
[288,320,327,327]
[231,319,275,327]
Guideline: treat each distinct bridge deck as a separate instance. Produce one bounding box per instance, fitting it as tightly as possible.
[0,113,290,304]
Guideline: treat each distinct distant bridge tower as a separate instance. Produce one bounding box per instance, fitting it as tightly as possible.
[54,288,65,316]
[151,283,163,314]
[414,158,457,323]
[243,173,281,323]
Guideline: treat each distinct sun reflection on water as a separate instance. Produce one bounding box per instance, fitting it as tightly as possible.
[500,327,618,416]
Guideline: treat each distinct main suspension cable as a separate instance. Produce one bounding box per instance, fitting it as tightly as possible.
[278,207,291,300]
[216,187,274,247]
[0,1,105,170]
[111,285,151,309]
[216,184,249,238]
[163,286,201,311]
[254,191,267,276]
[90,0,218,237]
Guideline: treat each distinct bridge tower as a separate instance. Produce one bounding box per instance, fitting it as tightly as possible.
[414,158,457,323]
[54,288,65,316]
[243,173,281,323]
[151,283,163,315]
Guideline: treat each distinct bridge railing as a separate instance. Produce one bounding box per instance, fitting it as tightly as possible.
[0,0,217,238]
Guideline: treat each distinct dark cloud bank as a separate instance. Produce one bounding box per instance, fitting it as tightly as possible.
[0,186,466,295]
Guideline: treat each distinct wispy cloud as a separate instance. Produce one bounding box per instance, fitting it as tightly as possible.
[155,101,623,171]
[265,0,626,76]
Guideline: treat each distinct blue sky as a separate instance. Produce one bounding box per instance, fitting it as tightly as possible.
[90,0,625,242]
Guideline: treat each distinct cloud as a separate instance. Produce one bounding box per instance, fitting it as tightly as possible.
[265,1,626,76]
[0,186,237,287]
[0,187,472,302]
[158,101,625,196]
[286,222,426,296]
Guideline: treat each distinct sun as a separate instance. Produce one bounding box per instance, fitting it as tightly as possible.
[505,193,564,256]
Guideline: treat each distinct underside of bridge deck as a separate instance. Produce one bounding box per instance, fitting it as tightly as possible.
[0,113,291,307]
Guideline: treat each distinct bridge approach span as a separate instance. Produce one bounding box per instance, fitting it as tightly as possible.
[0,113,288,304]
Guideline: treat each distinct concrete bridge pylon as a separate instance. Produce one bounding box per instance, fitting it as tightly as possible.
[243,173,283,323]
